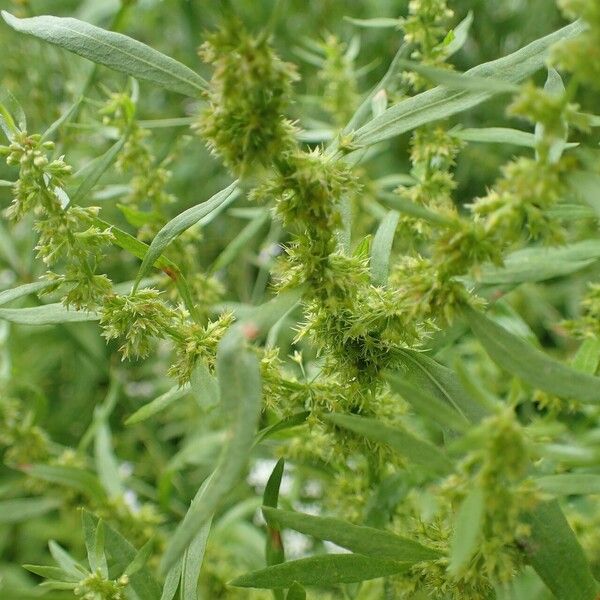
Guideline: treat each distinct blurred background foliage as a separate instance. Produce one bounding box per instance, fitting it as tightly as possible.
[0,0,597,598]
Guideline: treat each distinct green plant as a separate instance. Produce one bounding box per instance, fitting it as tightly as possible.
[1,0,600,598]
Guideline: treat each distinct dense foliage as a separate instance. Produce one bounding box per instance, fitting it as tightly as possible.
[1,0,600,598]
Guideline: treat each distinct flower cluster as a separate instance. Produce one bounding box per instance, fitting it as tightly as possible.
[196,20,298,175]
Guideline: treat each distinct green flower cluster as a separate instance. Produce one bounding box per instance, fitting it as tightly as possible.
[1,131,114,309]
[196,20,298,175]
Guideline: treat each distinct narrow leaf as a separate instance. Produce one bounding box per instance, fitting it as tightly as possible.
[324,413,453,474]
[71,135,126,204]
[0,280,55,306]
[230,554,409,588]
[448,488,484,575]
[465,306,600,402]
[0,303,98,325]
[161,325,262,572]
[370,210,399,286]
[478,240,600,285]
[395,348,488,423]
[1,12,207,97]
[264,460,286,600]
[135,181,239,286]
[181,520,211,600]
[353,20,585,147]
[263,507,441,562]
[125,385,189,425]
[386,372,470,432]
[524,501,597,600]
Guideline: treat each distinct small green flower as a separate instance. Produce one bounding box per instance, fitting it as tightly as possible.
[196,20,298,174]
[100,289,176,360]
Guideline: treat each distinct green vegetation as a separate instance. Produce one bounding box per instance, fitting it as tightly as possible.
[1,0,600,598]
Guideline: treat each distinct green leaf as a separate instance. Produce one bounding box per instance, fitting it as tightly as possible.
[464,306,600,403]
[263,460,286,600]
[343,16,400,29]
[0,497,60,523]
[71,135,127,204]
[451,127,537,147]
[230,554,409,588]
[448,488,484,575]
[23,563,77,582]
[190,362,219,409]
[524,501,598,600]
[125,385,190,425]
[0,88,26,138]
[263,507,441,562]
[445,11,473,57]
[94,422,123,498]
[124,537,154,577]
[92,513,162,600]
[379,192,454,226]
[180,520,211,600]
[134,181,239,287]
[395,58,519,94]
[82,511,107,577]
[0,303,98,325]
[92,217,177,272]
[48,541,85,579]
[254,412,310,447]
[25,464,107,499]
[353,20,585,147]
[572,338,600,374]
[160,558,183,600]
[395,348,488,423]
[0,280,55,306]
[161,325,262,573]
[370,210,399,286]
[1,12,207,97]
[386,372,470,433]
[324,413,453,474]
[286,582,306,600]
[42,97,82,141]
[535,474,600,495]
[478,240,600,285]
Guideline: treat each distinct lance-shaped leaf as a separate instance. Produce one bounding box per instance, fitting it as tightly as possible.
[353,20,585,147]
[125,385,190,425]
[0,303,98,325]
[161,324,262,572]
[387,373,470,433]
[0,280,55,306]
[230,554,410,588]
[523,501,598,600]
[134,181,239,287]
[395,348,489,423]
[324,413,453,474]
[448,488,484,575]
[262,507,441,562]
[464,306,600,402]
[180,519,212,600]
[370,210,399,286]
[1,12,207,97]
[264,460,286,600]
[71,134,127,204]
[478,240,600,285]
